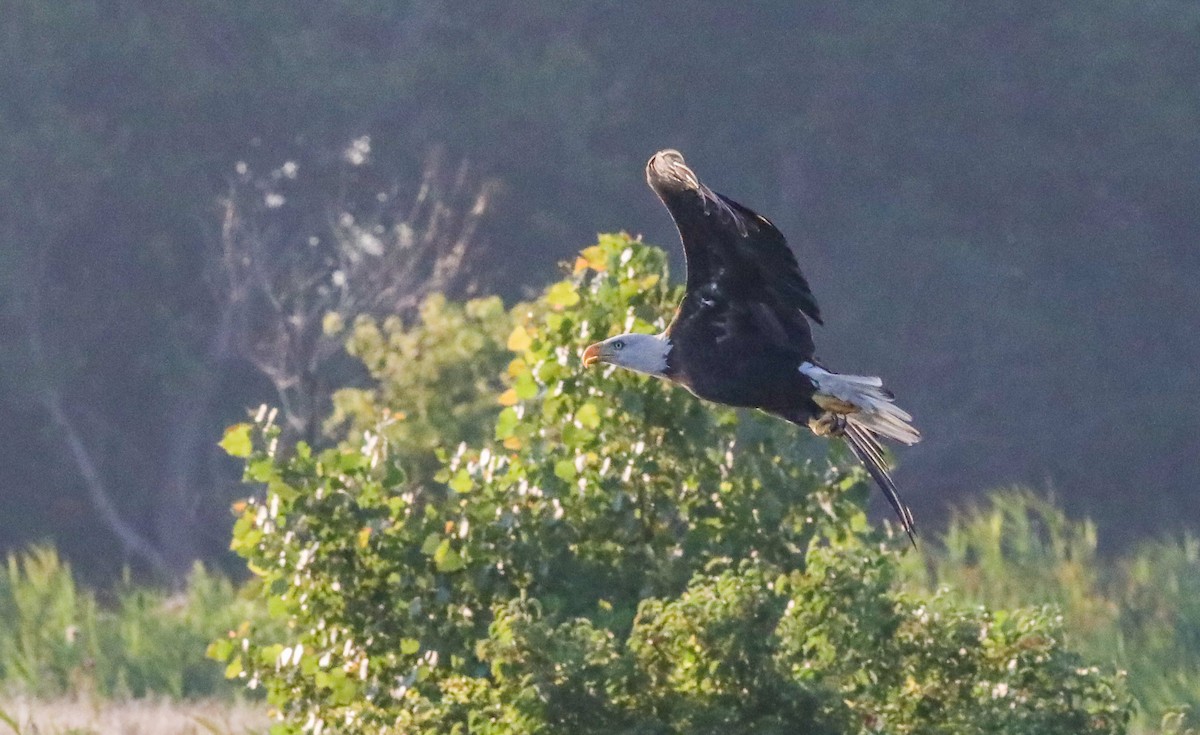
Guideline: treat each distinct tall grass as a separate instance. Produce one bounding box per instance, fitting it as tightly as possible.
[1116,534,1200,731]
[904,489,1200,734]
[0,546,269,700]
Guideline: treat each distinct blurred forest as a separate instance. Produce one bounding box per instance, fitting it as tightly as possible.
[1,2,1198,582]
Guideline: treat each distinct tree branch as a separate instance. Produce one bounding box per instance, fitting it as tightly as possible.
[39,388,173,577]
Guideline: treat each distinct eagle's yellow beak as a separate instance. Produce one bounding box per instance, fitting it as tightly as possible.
[582,343,602,367]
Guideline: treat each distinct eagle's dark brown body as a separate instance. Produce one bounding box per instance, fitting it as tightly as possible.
[663,291,819,419]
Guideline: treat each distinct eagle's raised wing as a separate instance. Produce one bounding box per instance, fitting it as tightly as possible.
[646,150,822,328]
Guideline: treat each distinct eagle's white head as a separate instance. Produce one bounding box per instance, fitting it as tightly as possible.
[582,333,671,377]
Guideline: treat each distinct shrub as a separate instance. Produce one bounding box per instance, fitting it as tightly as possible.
[908,491,1200,733]
[221,233,1130,733]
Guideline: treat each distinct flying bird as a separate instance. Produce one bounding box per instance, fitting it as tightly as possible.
[582,150,922,543]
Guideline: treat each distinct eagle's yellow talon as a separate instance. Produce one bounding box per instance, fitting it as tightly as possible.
[808,412,847,437]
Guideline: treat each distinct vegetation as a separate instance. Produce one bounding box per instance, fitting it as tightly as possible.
[219,235,1129,733]
[905,491,1200,734]
[0,236,1195,731]
[3,5,1198,732]
[0,546,270,700]
[2,488,1197,732]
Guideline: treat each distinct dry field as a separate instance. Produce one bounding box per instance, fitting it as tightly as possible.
[0,697,269,735]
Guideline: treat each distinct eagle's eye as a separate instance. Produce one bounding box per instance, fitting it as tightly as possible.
[613,340,625,351]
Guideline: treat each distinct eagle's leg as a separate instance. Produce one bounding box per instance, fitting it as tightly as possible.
[807,411,848,438]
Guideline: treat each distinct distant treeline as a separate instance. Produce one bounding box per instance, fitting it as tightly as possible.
[1,3,1197,579]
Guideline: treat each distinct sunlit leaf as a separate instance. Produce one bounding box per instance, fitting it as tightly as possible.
[219,423,253,458]
[495,407,519,439]
[206,638,233,661]
[507,325,532,352]
[579,244,608,271]
[554,459,576,482]
[449,469,473,494]
[246,458,275,482]
[576,402,601,429]
[545,281,580,308]
[434,540,465,572]
[513,372,538,400]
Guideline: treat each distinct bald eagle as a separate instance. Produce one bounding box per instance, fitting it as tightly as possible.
[582,150,922,543]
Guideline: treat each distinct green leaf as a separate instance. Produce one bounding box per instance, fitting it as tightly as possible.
[206,638,234,661]
[449,469,473,494]
[321,668,358,705]
[421,533,442,555]
[219,424,253,458]
[384,460,407,487]
[267,595,290,618]
[259,643,284,667]
[434,539,465,573]
[579,244,608,271]
[266,479,298,502]
[545,280,581,307]
[246,458,276,482]
[507,325,532,352]
[513,371,539,400]
[338,451,368,472]
[576,402,601,429]
[401,638,420,655]
[495,407,519,439]
[554,459,577,482]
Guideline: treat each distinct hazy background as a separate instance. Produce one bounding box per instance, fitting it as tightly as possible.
[2,2,1197,581]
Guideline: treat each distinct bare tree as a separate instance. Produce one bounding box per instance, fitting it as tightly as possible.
[21,283,174,577]
[214,141,498,444]
[13,138,496,583]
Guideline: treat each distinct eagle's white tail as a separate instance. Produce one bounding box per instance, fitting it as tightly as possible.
[799,362,921,446]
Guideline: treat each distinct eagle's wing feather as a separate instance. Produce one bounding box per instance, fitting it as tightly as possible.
[718,193,822,325]
[646,150,822,326]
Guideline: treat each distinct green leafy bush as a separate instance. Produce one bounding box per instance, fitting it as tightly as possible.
[326,293,513,487]
[908,491,1200,733]
[222,233,1130,733]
